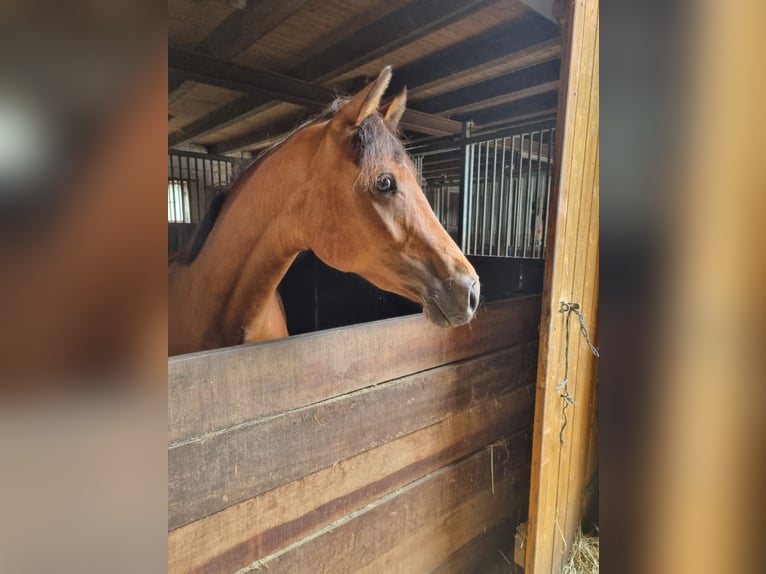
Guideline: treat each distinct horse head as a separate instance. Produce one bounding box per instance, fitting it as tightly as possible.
[295,67,480,327]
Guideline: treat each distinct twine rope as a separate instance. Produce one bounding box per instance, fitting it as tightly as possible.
[557,301,599,445]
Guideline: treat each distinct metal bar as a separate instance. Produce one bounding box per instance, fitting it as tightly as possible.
[497,138,505,257]
[170,155,181,221]
[534,130,544,258]
[180,155,191,222]
[514,135,524,257]
[216,160,223,197]
[196,157,204,224]
[505,136,514,256]
[167,156,173,222]
[458,146,471,250]
[473,143,482,255]
[523,132,536,258]
[543,128,554,256]
[481,142,491,255]
[464,142,474,253]
[169,156,174,222]
[442,186,447,226]
[201,156,209,218]
[496,140,499,255]
[475,143,481,255]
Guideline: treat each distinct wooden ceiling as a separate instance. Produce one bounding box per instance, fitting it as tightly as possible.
[168,0,562,157]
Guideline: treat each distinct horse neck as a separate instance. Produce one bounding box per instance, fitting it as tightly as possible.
[181,157,306,348]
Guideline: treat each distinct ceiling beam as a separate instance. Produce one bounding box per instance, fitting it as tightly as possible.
[415,59,561,116]
[169,0,308,99]
[399,109,462,137]
[288,0,499,83]
[452,91,559,127]
[198,0,309,61]
[168,70,193,105]
[170,0,498,148]
[208,107,462,155]
[390,13,560,98]
[207,113,310,156]
[168,48,333,109]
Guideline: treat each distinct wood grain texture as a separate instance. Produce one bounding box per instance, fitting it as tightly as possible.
[429,517,524,574]
[169,341,538,529]
[169,402,533,573]
[525,0,599,572]
[170,0,502,147]
[259,443,531,572]
[390,14,560,98]
[168,295,541,445]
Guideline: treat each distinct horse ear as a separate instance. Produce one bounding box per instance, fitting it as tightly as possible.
[382,87,407,129]
[335,66,392,127]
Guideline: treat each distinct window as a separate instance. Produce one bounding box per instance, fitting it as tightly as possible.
[168,180,191,223]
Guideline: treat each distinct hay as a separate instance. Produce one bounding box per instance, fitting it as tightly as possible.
[561,527,599,574]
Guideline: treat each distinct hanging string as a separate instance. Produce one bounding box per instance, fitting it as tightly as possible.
[557,301,599,445]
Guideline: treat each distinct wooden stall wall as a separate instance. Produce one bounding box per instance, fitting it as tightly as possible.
[169,296,541,573]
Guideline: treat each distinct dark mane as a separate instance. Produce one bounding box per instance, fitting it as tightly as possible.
[173,191,228,264]
[172,96,412,265]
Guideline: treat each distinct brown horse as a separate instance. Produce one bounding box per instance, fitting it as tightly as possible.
[168,67,479,356]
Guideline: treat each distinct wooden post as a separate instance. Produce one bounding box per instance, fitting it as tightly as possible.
[525,0,599,572]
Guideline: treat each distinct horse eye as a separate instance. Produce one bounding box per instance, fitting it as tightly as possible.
[375,174,397,193]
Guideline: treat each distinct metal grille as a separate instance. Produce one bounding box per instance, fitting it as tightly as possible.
[413,154,423,182]
[167,151,238,223]
[424,185,459,236]
[463,128,555,258]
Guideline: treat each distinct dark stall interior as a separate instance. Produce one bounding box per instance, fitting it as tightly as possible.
[278,252,544,335]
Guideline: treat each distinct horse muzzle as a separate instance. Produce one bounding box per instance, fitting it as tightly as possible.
[423,275,480,327]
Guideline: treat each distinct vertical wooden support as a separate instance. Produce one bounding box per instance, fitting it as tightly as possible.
[525,0,599,572]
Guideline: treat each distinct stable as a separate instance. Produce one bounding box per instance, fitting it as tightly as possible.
[168,0,598,572]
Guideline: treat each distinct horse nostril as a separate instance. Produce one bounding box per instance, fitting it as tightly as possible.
[468,281,480,314]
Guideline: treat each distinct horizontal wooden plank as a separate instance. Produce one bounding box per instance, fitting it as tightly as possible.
[169,341,538,529]
[259,447,531,572]
[356,465,529,574]
[169,388,535,573]
[169,295,541,444]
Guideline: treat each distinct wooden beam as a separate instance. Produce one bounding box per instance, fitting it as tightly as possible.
[168,70,193,105]
[205,112,309,154]
[453,90,559,127]
[171,0,499,147]
[525,0,599,572]
[208,104,462,154]
[288,0,500,83]
[168,296,540,444]
[168,0,308,100]
[416,59,561,116]
[198,0,308,61]
[399,109,462,136]
[390,13,561,97]
[168,48,333,108]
